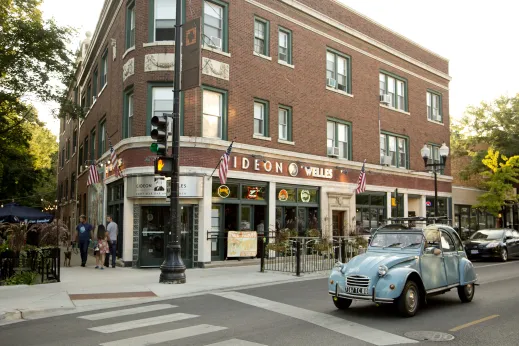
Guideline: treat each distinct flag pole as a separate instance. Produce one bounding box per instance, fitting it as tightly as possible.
[208,137,236,180]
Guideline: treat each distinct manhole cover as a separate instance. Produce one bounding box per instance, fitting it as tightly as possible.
[404,331,455,342]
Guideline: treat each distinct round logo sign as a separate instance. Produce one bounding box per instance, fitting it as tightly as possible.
[426,201,432,207]
[288,163,299,177]
[300,189,311,203]
[217,185,230,198]
[278,189,288,201]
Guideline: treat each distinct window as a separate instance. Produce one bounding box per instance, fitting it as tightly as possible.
[203,0,228,52]
[86,83,91,108]
[78,144,83,170]
[326,50,351,93]
[327,120,351,159]
[99,120,106,156]
[254,100,269,137]
[441,232,455,253]
[66,138,70,160]
[72,129,77,153]
[124,89,134,138]
[101,49,108,88]
[427,91,442,122]
[155,0,175,41]
[70,173,76,199]
[60,147,65,167]
[380,133,408,168]
[426,143,444,174]
[90,130,96,160]
[202,87,226,139]
[278,28,292,64]
[278,106,292,141]
[93,69,98,102]
[126,1,136,48]
[379,72,407,111]
[152,86,173,135]
[254,18,269,56]
[84,138,88,164]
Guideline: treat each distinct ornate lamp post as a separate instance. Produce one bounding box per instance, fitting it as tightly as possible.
[420,143,449,217]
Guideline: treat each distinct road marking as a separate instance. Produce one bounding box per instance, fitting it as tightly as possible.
[474,262,518,269]
[449,315,499,332]
[204,339,267,346]
[89,313,198,333]
[99,324,227,346]
[78,304,177,320]
[213,291,418,345]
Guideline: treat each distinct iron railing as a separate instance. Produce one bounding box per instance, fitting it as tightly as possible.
[0,247,60,284]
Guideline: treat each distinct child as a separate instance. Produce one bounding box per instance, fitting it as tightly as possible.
[95,224,109,270]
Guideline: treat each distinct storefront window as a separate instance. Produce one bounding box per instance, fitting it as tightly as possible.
[276,186,320,234]
[241,185,266,201]
[426,197,447,218]
[356,193,386,233]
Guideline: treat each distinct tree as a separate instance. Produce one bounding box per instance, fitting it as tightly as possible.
[453,94,519,180]
[475,149,519,216]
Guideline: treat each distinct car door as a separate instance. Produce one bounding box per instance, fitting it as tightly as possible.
[421,228,448,290]
[510,231,519,256]
[440,231,460,286]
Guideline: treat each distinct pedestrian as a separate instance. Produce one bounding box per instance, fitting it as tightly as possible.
[96,224,109,270]
[104,215,118,268]
[73,215,93,267]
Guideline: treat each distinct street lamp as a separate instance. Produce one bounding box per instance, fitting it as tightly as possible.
[420,143,449,218]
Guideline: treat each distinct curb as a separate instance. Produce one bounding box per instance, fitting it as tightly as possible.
[0,310,22,321]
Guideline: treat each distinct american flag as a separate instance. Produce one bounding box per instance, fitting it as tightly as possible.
[218,141,234,184]
[87,165,99,186]
[107,131,123,178]
[356,159,367,194]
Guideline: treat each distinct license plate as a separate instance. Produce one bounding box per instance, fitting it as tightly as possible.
[346,286,368,295]
[471,250,479,254]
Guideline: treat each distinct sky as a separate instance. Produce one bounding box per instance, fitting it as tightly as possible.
[37,0,519,139]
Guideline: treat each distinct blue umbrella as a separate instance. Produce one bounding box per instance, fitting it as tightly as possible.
[0,203,54,224]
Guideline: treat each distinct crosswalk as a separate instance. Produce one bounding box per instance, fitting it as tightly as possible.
[77,303,267,346]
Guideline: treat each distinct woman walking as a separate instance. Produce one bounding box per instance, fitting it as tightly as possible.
[95,224,110,270]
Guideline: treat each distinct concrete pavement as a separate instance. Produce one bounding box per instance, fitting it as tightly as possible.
[0,260,518,345]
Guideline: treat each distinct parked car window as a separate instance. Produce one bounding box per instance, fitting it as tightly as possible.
[449,230,463,251]
[505,230,513,239]
[512,231,519,238]
[470,230,504,240]
[441,232,455,252]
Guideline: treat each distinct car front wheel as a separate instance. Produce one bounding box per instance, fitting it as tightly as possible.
[396,281,420,317]
[458,283,475,303]
[332,296,352,310]
[500,248,508,262]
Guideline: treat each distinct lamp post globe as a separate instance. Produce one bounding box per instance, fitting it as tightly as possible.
[420,144,430,166]
[439,142,449,163]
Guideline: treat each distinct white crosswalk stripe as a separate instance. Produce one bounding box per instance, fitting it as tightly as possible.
[88,313,198,333]
[78,304,177,321]
[204,339,268,346]
[99,324,228,346]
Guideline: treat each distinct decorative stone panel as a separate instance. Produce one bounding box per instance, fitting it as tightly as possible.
[202,57,229,80]
[123,58,134,82]
[144,53,175,72]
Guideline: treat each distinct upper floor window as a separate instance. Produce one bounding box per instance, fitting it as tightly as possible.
[254,18,269,56]
[380,133,408,168]
[93,69,98,102]
[99,120,106,156]
[101,49,108,88]
[66,138,70,160]
[379,72,407,111]
[72,129,77,153]
[278,106,292,141]
[86,83,92,108]
[427,91,442,123]
[326,50,351,93]
[254,99,269,137]
[202,87,226,139]
[126,1,136,48]
[124,89,134,138]
[78,144,83,171]
[327,120,350,159]
[425,143,444,174]
[84,137,89,164]
[70,173,76,199]
[278,28,292,64]
[155,0,175,41]
[90,130,96,160]
[203,0,228,52]
[152,86,173,135]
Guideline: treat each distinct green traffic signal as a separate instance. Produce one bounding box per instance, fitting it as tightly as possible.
[150,143,158,153]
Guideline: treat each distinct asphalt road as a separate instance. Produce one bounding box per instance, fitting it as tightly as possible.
[1,260,519,346]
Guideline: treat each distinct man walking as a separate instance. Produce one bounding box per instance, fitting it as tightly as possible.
[74,215,93,267]
[105,215,118,268]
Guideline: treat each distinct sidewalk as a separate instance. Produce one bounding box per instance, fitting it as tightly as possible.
[0,248,328,324]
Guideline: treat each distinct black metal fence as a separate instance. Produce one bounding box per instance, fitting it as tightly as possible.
[0,247,60,284]
[260,232,364,276]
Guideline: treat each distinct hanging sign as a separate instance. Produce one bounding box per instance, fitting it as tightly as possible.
[227,231,258,257]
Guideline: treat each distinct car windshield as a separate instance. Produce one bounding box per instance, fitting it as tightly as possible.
[370,233,423,248]
[470,230,504,240]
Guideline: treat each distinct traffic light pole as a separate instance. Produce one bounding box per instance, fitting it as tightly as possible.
[160,0,186,284]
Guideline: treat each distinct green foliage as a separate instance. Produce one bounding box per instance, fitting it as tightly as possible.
[475,148,519,216]
[4,270,38,286]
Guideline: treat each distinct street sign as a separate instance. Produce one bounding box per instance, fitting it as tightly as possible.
[181,18,201,91]
[154,156,173,176]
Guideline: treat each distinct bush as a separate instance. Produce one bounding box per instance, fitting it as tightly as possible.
[4,271,38,286]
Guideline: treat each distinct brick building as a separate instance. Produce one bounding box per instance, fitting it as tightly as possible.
[57,0,452,268]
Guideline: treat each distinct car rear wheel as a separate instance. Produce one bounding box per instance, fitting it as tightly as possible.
[458,283,475,303]
[396,281,420,317]
[500,248,508,262]
[332,296,352,310]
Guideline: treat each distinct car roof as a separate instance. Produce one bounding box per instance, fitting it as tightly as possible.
[375,224,423,233]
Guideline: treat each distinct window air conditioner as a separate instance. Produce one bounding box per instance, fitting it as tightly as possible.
[208,36,222,49]
[326,78,337,88]
[328,147,340,157]
[382,155,392,166]
[380,94,391,105]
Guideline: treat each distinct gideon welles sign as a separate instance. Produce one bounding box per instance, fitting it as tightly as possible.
[127,176,203,198]
[230,156,333,179]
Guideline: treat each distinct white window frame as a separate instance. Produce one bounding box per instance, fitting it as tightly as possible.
[202,89,223,139]
[254,102,266,136]
[327,120,350,160]
[427,91,442,122]
[278,108,288,140]
[127,93,134,137]
[155,0,176,42]
[203,0,223,50]
[152,87,174,134]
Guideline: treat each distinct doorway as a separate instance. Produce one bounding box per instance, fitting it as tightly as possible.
[332,210,345,236]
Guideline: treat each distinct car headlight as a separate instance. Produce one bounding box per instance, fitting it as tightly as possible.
[378,265,388,276]
[486,242,500,248]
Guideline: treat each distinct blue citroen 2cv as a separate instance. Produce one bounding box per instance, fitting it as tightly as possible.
[329,222,477,317]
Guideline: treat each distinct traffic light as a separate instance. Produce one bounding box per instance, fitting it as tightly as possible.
[150,113,169,155]
[155,156,173,176]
